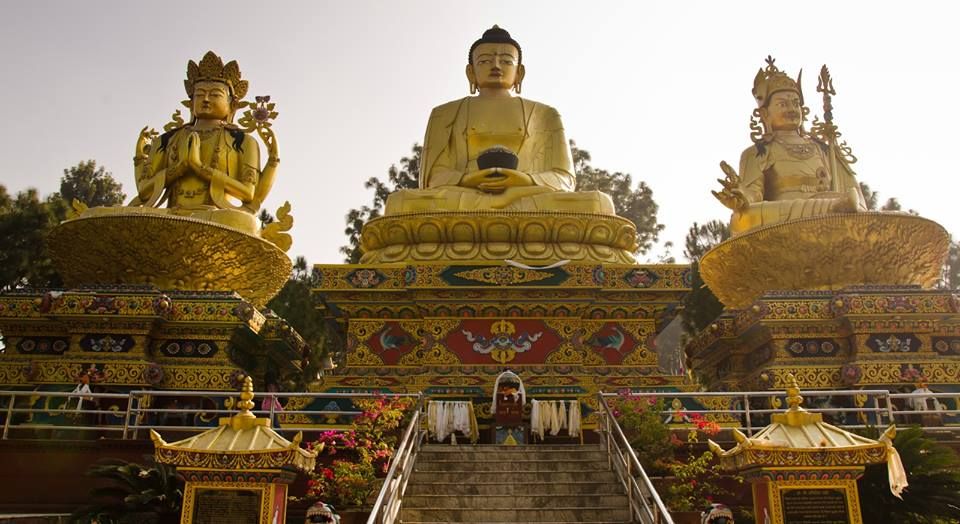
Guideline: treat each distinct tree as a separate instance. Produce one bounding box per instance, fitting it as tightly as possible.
[679,220,730,342]
[569,141,665,254]
[265,257,341,385]
[0,186,63,289]
[857,426,960,524]
[341,145,420,263]
[52,160,126,210]
[0,162,125,290]
[340,141,665,261]
[683,220,731,261]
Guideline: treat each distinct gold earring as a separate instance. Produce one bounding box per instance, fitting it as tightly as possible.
[513,81,522,94]
[470,81,478,95]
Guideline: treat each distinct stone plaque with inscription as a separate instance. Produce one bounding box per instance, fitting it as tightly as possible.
[780,488,849,524]
[192,488,262,524]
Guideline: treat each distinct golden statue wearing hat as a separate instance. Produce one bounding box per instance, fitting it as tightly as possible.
[713,57,866,235]
[47,52,293,305]
[129,51,282,235]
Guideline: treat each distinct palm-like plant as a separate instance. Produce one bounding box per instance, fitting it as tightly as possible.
[71,459,183,524]
[857,426,960,524]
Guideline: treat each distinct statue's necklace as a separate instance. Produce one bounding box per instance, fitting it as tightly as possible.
[774,137,817,160]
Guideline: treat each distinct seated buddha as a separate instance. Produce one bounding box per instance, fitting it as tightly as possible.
[384,26,613,215]
[713,57,866,235]
[103,51,280,235]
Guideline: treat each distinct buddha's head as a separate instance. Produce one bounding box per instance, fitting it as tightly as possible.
[183,51,249,123]
[466,25,525,94]
[752,56,806,132]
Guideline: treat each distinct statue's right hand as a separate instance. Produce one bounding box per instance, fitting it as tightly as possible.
[712,187,748,211]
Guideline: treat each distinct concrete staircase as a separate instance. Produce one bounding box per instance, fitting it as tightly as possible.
[400,444,632,524]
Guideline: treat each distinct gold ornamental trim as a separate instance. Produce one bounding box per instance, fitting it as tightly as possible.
[359,211,639,264]
[700,213,949,309]
[48,213,292,306]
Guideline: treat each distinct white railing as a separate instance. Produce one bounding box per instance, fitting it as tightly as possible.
[0,389,423,440]
[607,389,960,437]
[597,392,674,524]
[2,388,958,442]
[366,394,425,524]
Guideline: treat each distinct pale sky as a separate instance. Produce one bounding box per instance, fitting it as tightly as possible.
[1,1,957,264]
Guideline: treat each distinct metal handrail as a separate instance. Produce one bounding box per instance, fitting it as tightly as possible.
[367,393,425,524]
[597,392,674,524]
[0,389,418,440]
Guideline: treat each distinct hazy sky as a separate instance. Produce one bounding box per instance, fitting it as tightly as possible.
[2,1,957,264]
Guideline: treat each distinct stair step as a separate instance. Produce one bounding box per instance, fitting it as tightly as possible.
[400,507,632,522]
[402,494,628,509]
[405,481,624,496]
[415,458,608,471]
[408,470,619,484]
[418,450,608,461]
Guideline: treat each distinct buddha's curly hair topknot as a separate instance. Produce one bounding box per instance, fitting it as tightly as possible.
[468,25,522,65]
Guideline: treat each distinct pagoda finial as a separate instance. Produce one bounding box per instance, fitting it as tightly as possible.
[236,375,256,419]
[785,373,803,410]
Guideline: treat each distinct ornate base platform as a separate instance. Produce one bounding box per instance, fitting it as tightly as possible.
[358,211,639,264]
[48,212,292,306]
[687,286,960,393]
[0,287,304,390]
[700,213,949,309]
[311,261,693,426]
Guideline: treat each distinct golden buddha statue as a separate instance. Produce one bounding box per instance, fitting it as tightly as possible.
[127,51,280,235]
[713,57,866,235]
[384,26,613,215]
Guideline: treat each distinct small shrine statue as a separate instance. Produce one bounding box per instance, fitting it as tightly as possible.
[128,51,283,236]
[384,26,613,215]
[492,369,525,425]
[305,502,340,523]
[713,57,867,235]
[701,503,734,524]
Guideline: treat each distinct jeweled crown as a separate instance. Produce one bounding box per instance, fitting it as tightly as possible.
[752,56,802,107]
[184,51,249,100]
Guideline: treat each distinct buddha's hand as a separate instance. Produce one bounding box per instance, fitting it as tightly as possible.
[186,132,209,179]
[461,168,534,194]
[712,161,748,210]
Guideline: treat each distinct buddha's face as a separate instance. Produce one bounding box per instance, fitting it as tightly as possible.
[761,90,803,131]
[467,43,524,91]
[191,80,232,121]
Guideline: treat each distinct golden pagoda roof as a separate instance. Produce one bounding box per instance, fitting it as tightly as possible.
[709,375,891,470]
[151,377,317,472]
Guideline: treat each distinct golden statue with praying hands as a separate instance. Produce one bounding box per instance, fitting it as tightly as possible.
[713,57,866,236]
[47,52,293,305]
[129,51,283,236]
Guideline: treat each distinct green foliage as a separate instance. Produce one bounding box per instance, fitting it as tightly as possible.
[0,161,125,290]
[570,142,664,255]
[70,459,183,524]
[341,144,421,263]
[610,394,674,473]
[0,186,64,289]
[857,426,960,524]
[679,220,730,341]
[53,160,126,209]
[265,256,340,385]
[302,396,416,508]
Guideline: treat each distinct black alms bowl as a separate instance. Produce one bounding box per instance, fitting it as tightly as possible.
[477,146,519,170]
